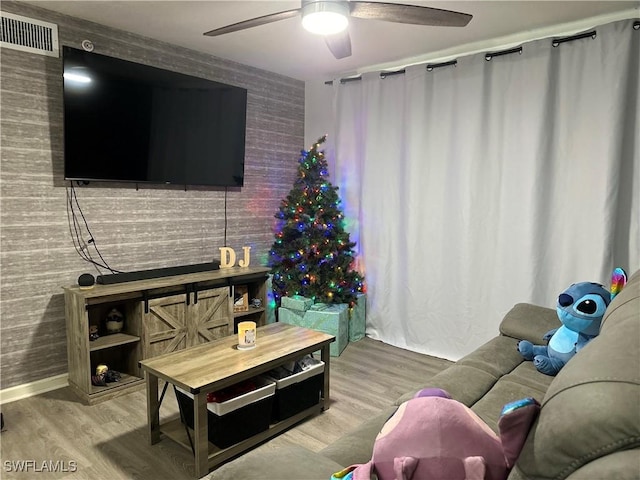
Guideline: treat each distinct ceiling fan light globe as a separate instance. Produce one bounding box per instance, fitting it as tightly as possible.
[302,2,349,35]
[302,12,348,35]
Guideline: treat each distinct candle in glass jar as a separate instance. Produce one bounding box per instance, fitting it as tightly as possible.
[237,321,256,350]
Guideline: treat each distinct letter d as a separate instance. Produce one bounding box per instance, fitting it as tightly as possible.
[219,247,236,268]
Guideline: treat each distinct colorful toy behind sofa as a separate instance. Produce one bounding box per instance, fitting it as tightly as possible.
[518,268,627,376]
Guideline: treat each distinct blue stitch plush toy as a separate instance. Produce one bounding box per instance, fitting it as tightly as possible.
[518,268,627,376]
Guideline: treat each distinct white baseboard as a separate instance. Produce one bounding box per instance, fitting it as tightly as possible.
[0,374,68,405]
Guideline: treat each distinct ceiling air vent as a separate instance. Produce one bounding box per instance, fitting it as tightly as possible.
[0,11,59,57]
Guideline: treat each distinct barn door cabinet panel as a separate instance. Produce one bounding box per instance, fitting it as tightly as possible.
[141,293,189,359]
[63,266,270,405]
[188,286,232,345]
[141,286,232,358]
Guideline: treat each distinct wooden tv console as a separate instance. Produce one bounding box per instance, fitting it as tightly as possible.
[63,266,270,405]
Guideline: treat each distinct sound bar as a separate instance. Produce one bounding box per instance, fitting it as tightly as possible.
[96,261,221,285]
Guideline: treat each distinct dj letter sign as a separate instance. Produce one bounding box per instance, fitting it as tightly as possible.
[219,246,251,268]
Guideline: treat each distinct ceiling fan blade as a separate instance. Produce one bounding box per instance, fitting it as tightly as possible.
[349,1,472,27]
[324,30,352,59]
[204,8,301,36]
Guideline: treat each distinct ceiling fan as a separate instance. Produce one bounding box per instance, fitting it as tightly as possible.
[203,1,472,60]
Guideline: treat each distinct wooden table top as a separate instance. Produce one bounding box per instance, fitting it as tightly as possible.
[139,323,334,394]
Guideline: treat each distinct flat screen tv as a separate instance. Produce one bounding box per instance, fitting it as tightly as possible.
[62,46,247,187]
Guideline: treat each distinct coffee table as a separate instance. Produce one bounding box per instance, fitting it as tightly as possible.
[139,322,335,478]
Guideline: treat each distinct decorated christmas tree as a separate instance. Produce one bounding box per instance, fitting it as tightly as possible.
[270,136,365,306]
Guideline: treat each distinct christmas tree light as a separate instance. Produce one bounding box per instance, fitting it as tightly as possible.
[269,135,365,306]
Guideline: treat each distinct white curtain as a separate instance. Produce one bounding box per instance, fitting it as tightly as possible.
[331,19,639,361]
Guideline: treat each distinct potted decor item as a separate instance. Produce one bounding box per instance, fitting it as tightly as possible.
[105,308,124,334]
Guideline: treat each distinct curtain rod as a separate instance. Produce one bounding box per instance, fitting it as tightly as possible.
[485,46,523,61]
[323,13,637,84]
[325,77,362,85]
[552,30,596,47]
[427,60,457,72]
[326,20,640,84]
[380,69,405,79]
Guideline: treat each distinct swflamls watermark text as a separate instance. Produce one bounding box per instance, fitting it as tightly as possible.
[4,460,78,473]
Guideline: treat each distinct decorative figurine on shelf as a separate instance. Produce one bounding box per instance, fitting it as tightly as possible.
[89,324,99,341]
[233,285,249,312]
[91,364,122,386]
[104,370,121,383]
[105,308,124,334]
[91,364,109,386]
[251,298,262,308]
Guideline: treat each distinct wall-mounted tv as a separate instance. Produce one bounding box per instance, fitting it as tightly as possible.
[62,46,247,187]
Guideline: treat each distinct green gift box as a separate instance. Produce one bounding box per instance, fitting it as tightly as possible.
[349,294,366,342]
[281,295,314,312]
[302,303,349,357]
[278,307,306,326]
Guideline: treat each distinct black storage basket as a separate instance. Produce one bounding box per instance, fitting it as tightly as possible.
[175,379,275,449]
[264,361,324,422]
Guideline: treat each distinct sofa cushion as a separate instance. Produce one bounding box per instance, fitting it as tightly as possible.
[502,361,555,392]
[394,364,499,407]
[470,373,550,432]
[511,278,640,479]
[319,406,396,467]
[499,302,559,343]
[396,335,530,408]
[457,335,524,378]
[209,445,344,480]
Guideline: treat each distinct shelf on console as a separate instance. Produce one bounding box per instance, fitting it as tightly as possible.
[233,307,266,319]
[89,333,141,352]
[89,372,144,395]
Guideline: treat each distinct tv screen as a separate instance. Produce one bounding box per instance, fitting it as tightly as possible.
[62,46,247,187]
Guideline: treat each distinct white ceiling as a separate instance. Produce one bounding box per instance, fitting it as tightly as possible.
[23,1,640,81]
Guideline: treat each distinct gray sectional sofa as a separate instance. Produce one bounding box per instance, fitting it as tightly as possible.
[211,269,640,479]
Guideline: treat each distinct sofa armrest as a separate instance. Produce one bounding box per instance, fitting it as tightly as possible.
[499,303,558,344]
[512,290,640,480]
[563,449,640,480]
[508,449,640,480]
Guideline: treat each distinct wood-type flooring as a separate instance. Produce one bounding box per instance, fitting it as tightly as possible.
[0,337,452,479]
